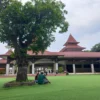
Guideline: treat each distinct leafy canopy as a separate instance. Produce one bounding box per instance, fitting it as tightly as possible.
[0,0,68,55]
[91,43,100,52]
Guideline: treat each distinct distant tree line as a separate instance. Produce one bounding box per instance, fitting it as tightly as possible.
[84,43,100,52]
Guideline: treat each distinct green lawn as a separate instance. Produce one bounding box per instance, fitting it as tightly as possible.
[0,75,100,100]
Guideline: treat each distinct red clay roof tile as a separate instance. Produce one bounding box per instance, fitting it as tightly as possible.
[61,34,85,52]
[64,34,79,46]
[0,59,7,64]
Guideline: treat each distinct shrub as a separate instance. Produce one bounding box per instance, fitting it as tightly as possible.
[58,67,63,73]
[0,69,5,74]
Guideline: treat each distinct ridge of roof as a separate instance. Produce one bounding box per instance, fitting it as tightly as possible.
[64,34,79,46]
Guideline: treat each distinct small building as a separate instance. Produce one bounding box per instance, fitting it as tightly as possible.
[0,34,100,75]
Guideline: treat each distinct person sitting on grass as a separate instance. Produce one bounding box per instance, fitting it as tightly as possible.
[37,72,50,84]
[34,72,39,83]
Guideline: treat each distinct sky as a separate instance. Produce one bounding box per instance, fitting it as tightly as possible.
[0,0,100,54]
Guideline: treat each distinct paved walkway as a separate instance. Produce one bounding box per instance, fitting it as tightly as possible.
[0,73,100,78]
[0,73,66,78]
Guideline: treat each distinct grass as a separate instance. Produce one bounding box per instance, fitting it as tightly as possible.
[0,75,100,100]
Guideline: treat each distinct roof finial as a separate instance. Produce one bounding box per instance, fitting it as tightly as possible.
[64,34,79,46]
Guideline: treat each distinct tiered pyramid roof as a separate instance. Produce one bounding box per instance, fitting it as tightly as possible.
[60,34,85,52]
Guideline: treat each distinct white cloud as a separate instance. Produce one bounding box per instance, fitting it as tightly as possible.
[0,43,8,54]
[79,32,100,50]
[48,0,100,51]
[59,0,100,36]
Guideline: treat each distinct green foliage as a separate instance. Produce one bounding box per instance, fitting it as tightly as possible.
[0,0,68,56]
[10,52,15,58]
[91,43,100,52]
[0,69,5,74]
[58,67,63,73]
[83,50,90,52]
[0,0,68,81]
[0,0,11,11]
[5,45,12,49]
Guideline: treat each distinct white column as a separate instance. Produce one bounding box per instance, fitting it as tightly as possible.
[55,62,58,71]
[6,64,10,75]
[54,62,58,73]
[73,64,76,74]
[32,63,35,74]
[91,64,95,73]
[12,66,15,75]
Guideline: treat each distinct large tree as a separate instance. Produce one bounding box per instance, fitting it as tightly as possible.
[0,0,68,81]
[91,43,100,52]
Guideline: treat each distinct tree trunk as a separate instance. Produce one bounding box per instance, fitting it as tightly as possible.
[13,44,29,82]
[16,67,28,82]
[16,56,28,82]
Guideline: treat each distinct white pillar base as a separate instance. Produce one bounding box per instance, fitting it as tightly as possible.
[6,64,10,75]
[73,64,76,74]
[12,66,15,75]
[55,63,58,71]
[32,63,35,74]
[54,62,58,73]
[91,64,95,73]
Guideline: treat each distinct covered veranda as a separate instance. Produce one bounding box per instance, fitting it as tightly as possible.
[1,53,100,75]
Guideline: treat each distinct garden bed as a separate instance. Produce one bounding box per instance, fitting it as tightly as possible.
[4,80,35,88]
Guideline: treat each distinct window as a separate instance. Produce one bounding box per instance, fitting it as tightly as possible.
[84,64,90,68]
